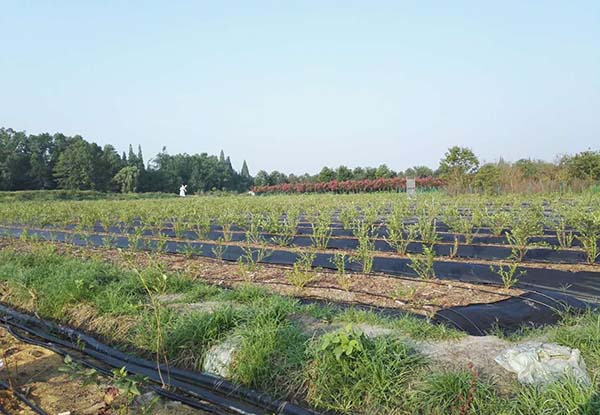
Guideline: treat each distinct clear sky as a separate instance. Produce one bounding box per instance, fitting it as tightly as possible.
[1,1,599,175]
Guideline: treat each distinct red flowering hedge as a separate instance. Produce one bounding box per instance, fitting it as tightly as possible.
[252,177,445,195]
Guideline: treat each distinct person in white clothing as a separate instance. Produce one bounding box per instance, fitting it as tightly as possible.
[179,184,187,197]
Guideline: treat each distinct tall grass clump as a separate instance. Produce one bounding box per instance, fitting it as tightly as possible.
[306,325,424,413]
[410,369,508,415]
[231,314,307,396]
[161,306,244,370]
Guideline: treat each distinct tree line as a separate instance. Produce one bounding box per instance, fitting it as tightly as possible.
[0,128,252,193]
[254,146,600,194]
[2,127,598,194]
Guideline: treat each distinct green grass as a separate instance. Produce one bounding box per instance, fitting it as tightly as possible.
[231,315,307,395]
[331,308,464,341]
[1,242,600,414]
[162,306,244,370]
[548,311,600,377]
[306,328,424,413]
[411,369,510,415]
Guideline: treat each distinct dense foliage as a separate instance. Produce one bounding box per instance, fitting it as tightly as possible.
[0,128,251,193]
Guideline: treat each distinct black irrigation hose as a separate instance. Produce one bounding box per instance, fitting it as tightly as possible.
[0,379,49,415]
[2,324,227,415]
[3,317,265,415]
[0,403,9,415]
[0,305,320,415]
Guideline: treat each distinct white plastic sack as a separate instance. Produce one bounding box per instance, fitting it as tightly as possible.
[202,335,242,378]
[495,341,590,386]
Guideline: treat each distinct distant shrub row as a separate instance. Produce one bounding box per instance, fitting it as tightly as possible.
[0,190,174,202]
[252,177,444,194]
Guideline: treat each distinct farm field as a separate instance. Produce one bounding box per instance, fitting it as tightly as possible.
[1,192,600,414]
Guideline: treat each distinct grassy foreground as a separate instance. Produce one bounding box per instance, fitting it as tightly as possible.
[0,242,599,414]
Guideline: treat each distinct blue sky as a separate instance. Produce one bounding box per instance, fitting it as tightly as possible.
[1,1,599,175]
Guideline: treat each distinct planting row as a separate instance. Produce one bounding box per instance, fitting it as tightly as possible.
[3,226,599,303]
[16,221,599,265]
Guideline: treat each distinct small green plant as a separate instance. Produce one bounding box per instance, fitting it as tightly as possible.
[392,284,418,302]
[505,205,544,260]
[553,214,575,249]
[487,209,512,237]
[309,211,333,249]
[331,251,352,290]
[211,238,228,261]
[573,211,600,264]
[286,250,316,288]
[408,246,436,280]
[319,324,365,360]
[154,232,169,253]
[221,222,234,243]
[350,220,376,273]
[111,367,143,400]
[172,219,187,239]
[194,213,212,240]
[245,215,266,245]
[417,214,440,245]
[339,206,359,230]
[130,226,146,251]
[102,234,117,250]
[239,243,272,273]
[19,228,32,242]
[183,242,203,258]
[384,214,418,256]
[449,236,460,258]
[59,354,99,386]
[490,262,525,289]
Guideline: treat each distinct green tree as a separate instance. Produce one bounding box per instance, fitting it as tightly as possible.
[113,166,140,193]
[352,167,366,180]
[53,139,95,190]
[364,167,377,180]
[405,165,433,178]
[28,133,55,189]
[438,146,480,191]
[375,164,395,179]
[565,151,600,181]
[318,166,335,182]
[239,160,253,190]
[0,128,32,190]
[240,160,250,178]
[473,163,501,194]
[254,170,270,186]
[336,165,353,181]
[269,170,288,185]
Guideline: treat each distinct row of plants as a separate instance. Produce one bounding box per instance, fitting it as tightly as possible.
[4,211,600,264]
[3,192,598,236]
[3,196,600,268]
[1,243,599,415]
[6,217,535,291]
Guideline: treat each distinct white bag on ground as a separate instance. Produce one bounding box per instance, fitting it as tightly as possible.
[495,341,590,386]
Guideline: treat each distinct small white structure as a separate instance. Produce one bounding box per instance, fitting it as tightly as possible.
[406,178,416,196]
[179,184,187,197]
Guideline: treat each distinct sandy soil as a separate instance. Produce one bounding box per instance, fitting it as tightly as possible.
[0,326,212,415]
